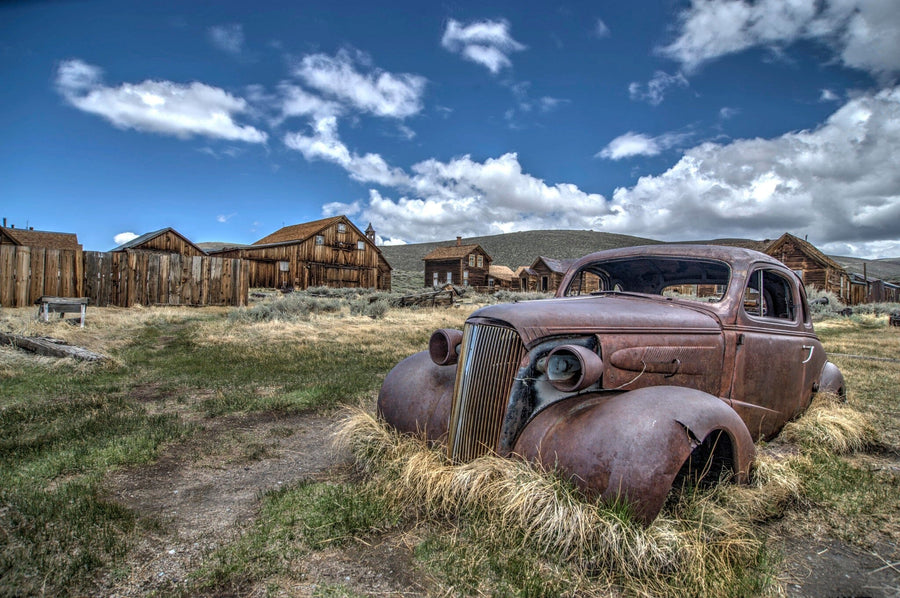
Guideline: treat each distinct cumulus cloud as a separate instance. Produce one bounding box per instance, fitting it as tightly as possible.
[441,19,526,74]
[56,59,267,142]
[597,131,691,160]
[284,117,409,186]
[628,71,688,105]
[293,50,426,119]
[113,232,138,245]
[661,0,900,80]
[208,24,244,55]
[599,86,900,257]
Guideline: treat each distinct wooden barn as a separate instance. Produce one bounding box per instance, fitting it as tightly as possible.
[764,233,850,302]
[423,238,492,288]
[212,216,391,291]
[111,227,206,256]
[849,274,900,305]
[0,224,84,306]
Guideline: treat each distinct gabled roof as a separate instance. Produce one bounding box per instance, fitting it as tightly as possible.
[515,266,537,277]
[531,256,573,274]
[111,227,205,254]
[423,243,488,261]
[0,226,81,251]
[765,232,844,272]
[253,216,345,245]
[488,265,516,281]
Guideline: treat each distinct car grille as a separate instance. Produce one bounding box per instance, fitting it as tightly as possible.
[448,322,526,462]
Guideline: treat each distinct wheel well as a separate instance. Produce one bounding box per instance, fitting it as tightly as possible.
[673,429,736,489]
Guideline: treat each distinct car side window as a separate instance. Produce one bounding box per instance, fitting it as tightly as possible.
[744,269,796,320]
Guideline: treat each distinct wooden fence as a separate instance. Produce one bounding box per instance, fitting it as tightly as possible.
[83,252,247,307]
[0,245,82,307]
[0,246,247,308]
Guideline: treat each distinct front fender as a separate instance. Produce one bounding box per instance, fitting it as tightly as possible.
[377,350,455,442]
[512,386,755,524]
[817,361,845,397]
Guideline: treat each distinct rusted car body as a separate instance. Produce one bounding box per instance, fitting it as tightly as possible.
[378,245,844,523]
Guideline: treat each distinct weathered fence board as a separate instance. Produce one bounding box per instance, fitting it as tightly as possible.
[0,246,81,308]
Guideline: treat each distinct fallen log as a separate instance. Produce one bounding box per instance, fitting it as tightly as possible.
[0,332,109,362]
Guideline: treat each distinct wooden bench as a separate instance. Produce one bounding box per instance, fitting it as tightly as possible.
[35,296,89,328]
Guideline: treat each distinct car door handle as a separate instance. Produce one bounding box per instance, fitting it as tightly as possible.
[801,345,814,364]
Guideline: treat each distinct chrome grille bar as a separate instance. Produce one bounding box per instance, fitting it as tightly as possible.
[448,323,526,462]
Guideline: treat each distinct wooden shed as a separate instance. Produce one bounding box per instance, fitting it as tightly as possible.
[212,216,391,291]
[0,225,82,251]
[423,237,492,288]
[111,227,206,256]
[764,233,850,302]
[528,256,575,293]
[487,265,516,290]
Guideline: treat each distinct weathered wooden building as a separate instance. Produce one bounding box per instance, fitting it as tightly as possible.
[526,256,575,293]
[111,227,206,256]
[0,224,84,306]
[849,274,900,305]
[487,265,516,289]
[423,238,492,287]
[764,233,850,302]
[212,216,391,291]
[0,224,82,252]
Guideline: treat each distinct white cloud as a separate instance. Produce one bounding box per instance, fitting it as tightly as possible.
[114,232,138,245]
[719,106,739,120]
[284,116,409,186]
[208,24,244,55]
[595,18,610,38]
[819,88,839,102]
[217,213,236,223]
[628,71,688,105]
[598,86,900,256]
[661,0,900,80]
[294,50,426,119]
[56,59,267,142]
[597,131,691,160]
[441,19,526,74]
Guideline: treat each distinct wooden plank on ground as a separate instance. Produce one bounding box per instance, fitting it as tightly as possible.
[0,331,108,362]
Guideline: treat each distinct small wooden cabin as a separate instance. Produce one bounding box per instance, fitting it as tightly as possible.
[111,227,206,256]
[516,266,537,291]
[487,265,516,290]
[0,225,82,251]
[764,233,850,303]
[213,216,391,291]
[528,256,574,293]
[423,238,492,288]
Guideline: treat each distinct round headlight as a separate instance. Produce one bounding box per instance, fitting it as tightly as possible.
[429,329,463,366]
[545,344,604,392]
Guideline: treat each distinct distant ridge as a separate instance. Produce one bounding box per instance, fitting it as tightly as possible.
[379,230,662,272]
[831,256,900,282]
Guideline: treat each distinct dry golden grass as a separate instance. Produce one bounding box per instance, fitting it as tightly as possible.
[781,393,879,454]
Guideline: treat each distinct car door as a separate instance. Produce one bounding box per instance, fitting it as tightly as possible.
[728,266,814,440]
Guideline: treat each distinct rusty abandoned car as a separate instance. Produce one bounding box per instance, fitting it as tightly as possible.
[378,245,845,523]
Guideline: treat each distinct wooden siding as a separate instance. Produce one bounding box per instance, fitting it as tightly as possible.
[83,251,247,307]
[0,245,82,307]
[423,246,491,288]
[121,230,206,256]
[766,235,850,302]
[215,218,389,291]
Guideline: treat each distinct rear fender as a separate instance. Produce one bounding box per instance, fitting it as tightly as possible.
[512,386,755,524]
[377,351,455,442]
[817,361,845,398]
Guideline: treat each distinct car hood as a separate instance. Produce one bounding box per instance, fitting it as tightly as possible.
[468,295,722,348]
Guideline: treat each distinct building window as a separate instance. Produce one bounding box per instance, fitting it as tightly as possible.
[357,240,365,250]
[315,235,324,245]
[433,272,438,286]
[477,255,483,268]
[446,272,452,284]
[337,223,347,234]
[463,270,469,285]
[278,261,290,272]
[469,254,476,267]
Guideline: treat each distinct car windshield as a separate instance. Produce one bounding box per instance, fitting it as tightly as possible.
[562,256,731,302]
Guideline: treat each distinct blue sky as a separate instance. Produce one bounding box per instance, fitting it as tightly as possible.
[1,0,898,258]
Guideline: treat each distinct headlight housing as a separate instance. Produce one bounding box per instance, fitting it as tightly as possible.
[543,344,604,392]
[429,328,463,366]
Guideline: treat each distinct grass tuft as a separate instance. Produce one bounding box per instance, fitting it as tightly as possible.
[781,393,880,454]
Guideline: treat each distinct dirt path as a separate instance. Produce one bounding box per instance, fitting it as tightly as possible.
[99,410,899,597]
